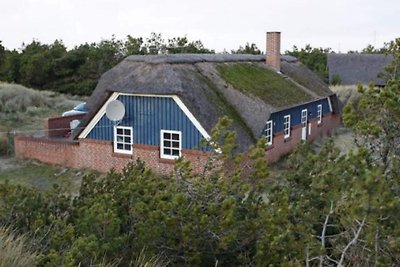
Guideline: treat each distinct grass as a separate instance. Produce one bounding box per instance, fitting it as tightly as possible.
[0,82,84,157]
[0,82,91,193]
[0,82,83,131]
[0,227,37,267]
[196,72,256,141]
[216,63,312,108]
[0,158,94,195]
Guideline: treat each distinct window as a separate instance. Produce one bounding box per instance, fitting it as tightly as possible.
[283,115,291,138]
[114,126,133,154]
[317,104,322,124]
[160,130,181,159]
[265,120,273,146]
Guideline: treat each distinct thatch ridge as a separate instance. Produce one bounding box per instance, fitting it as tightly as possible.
[125,54,298,64]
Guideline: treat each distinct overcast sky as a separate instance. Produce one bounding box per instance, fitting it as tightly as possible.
[1,0,399,53]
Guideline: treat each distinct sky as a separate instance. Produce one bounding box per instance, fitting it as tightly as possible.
[1,0,399,53]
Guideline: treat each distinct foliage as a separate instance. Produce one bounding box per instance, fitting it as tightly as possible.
[340,38,400,265]
[383,37,400,81]
[216,62,312,107]
[0,33,213,96]
[347,44,389,54]
[343,38,400,173]
[285,44,331,82]
[231,43,261,55]
[330,74,342,86]
[0,113,400,265]
[281,141,400,266]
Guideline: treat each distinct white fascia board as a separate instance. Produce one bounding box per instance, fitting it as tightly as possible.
[327,96,333,113]
[80,92,211,141]
[79,92,119,139]
[119,93,210,140]
[172,96,211,141]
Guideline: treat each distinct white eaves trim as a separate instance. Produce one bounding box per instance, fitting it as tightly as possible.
[171,95,211,141]
[79,92,211,141]
[327,96,333,113]
[79,92,119,139]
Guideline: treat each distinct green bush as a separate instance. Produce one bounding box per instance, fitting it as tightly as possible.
[331,74,342,85]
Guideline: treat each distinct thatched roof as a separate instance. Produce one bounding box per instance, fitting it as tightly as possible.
[327,53,393,86]
[75,54,335,149]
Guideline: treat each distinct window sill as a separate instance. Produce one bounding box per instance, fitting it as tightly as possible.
[159,158,178,164]
[112,152,133,159]
[284,137,292,143]
[265,144,274,151]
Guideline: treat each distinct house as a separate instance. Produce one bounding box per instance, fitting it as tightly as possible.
[15,32,341,174]
[327,53,393,86]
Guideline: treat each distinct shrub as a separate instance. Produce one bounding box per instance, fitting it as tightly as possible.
[331,74,342,86]
[0,132,13,156]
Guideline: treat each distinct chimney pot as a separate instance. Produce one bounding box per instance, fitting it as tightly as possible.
[266,32,281,72]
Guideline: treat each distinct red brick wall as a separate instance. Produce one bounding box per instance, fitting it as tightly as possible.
[14,136,209,176]
[266,113,341,162]
[15,113,341,173]
[44,114,85,138]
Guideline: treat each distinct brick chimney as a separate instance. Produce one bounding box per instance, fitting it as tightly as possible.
[266,32,281,72]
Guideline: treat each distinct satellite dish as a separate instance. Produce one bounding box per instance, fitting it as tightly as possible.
[106,100,125,121]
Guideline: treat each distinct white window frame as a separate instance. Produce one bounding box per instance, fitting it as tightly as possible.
[283,115,291,139]
[317,104,322,124]
[114,126,133,154]
[265,120,273,146]
[301,109,307,127]
[160,130,182,160]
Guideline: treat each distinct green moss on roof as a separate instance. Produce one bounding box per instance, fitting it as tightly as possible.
[216,63,313,107]
[196,72,256,142]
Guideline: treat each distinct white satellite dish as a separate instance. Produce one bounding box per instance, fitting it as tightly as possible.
[106,100,125,121]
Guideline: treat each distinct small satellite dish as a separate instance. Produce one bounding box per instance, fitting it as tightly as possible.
[106,100,125,121]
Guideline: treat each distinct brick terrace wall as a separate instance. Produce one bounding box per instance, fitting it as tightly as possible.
[266,113,341,162]
[14,136,209,176]
[44,114,86,138]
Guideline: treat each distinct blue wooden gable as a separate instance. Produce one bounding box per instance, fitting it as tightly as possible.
[86,94,207,150]
[266,98,331,135]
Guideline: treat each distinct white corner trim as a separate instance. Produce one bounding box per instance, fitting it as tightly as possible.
[327,96,333,113]
[79,92,119,139]
[172,96,211,141]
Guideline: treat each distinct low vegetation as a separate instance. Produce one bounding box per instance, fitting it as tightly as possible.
[0,83,82,156]
[0,158,94,194]
[0,227,37,267]
[217,62,312,107]
[0,83,80,130]
[330,84,361,105]
[0,112,398,265]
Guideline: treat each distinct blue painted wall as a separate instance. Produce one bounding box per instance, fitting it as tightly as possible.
[265,98,331,135]
[86,95,206,150]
